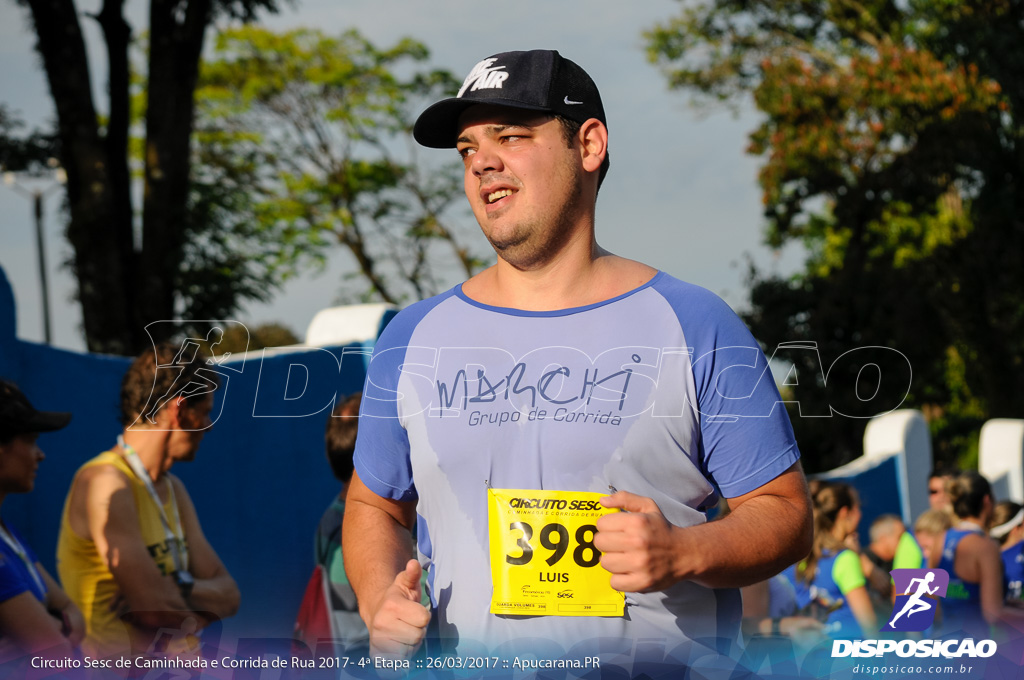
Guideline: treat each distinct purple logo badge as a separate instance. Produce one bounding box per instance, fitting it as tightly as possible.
[883,568,949,632]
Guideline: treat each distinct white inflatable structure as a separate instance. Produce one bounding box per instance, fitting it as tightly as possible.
[979,419,1024,503]
[814,409,932,525]
[863,409,933,523]
[304,303,397,347]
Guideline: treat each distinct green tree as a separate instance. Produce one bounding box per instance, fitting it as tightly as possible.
[194,27,487,305]
[0,105,54,171]
[10,0,281,354]
[646,1,1023,470]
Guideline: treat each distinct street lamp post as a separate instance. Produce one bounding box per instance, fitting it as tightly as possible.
[2,165,66,345]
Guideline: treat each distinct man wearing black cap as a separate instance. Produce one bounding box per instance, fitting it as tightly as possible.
[344,50,811,672]
[0,380,84,661]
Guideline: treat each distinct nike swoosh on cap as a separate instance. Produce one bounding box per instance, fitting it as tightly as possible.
[564,96,583,105]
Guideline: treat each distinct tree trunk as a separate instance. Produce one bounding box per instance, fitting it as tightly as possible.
[25,0,135,354]
[139,0,212,342]
[95,0,140,349]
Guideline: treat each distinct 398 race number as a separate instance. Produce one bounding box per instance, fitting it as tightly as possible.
[504,521,600,568]
[488,489,624,617]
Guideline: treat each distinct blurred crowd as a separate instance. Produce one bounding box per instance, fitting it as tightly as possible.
[3,345,1024,672]
[741,467,1024,648]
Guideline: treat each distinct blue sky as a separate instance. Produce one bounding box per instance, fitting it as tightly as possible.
[0,0,804,351]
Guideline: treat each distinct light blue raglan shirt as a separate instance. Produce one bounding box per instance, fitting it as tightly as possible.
[355,272,800,660]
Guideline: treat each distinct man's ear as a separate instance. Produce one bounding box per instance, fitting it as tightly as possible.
[578,118,608,174]
[156,396,183,430]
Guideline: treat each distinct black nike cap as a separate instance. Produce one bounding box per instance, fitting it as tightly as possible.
[413,50,606,149]
[0,379,71,438]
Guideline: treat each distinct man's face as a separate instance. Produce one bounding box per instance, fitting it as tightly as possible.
[0,432,44,494]
[870,524,904,562]
[916,530,941,563]
[169,394,214,463]
[846,503,862,537]
[456,105,586,269]
[929,476,950,510]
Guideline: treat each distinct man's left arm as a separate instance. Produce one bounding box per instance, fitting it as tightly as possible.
[595,461,812,592]
[172,476,240,619]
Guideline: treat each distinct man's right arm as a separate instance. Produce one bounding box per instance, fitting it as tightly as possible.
[342,470,430,656]
[77,466,199,630]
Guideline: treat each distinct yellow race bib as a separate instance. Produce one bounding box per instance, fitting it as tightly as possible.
[487,489,625,617]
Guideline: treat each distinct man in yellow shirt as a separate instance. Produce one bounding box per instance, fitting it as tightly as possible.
[57,343,239,659]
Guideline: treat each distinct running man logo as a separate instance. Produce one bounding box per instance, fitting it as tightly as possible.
[884,568,950,632]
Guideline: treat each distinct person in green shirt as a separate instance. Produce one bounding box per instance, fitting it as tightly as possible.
[871,515,924,567]
[864,514,925,603]
[313,393,369,649]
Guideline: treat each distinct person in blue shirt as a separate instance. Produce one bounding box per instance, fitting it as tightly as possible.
[741,574,824,648]
[989,500,1024,605]
[343,49,814,672]
[931,472,1024,637]
[795,482,876,639]
[0,379,84,662]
